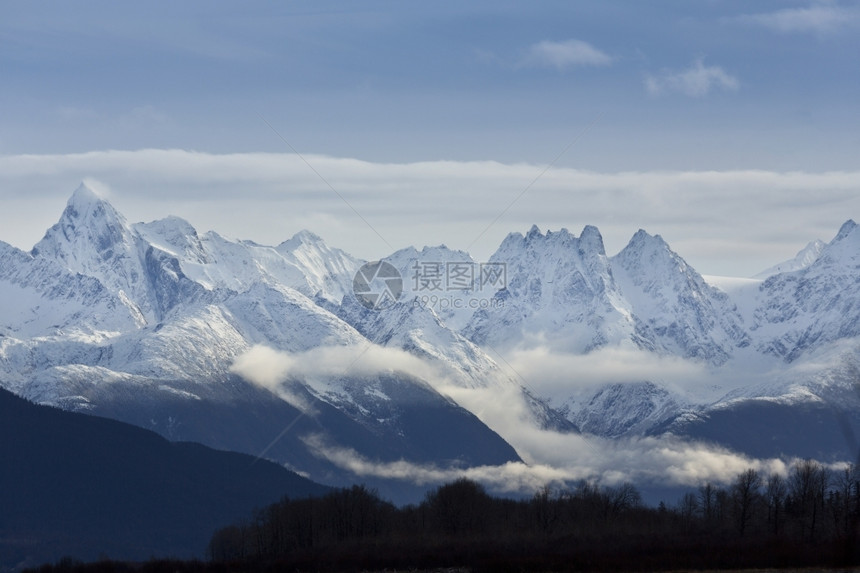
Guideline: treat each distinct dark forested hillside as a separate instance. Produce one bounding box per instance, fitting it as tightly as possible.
[0,387,329,570]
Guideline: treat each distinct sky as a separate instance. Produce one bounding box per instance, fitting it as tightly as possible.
[1,0,859,277]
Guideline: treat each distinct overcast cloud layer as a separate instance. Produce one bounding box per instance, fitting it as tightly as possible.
[1,150,858,277]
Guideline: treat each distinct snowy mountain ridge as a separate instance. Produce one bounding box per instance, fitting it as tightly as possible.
[3,184,860,485]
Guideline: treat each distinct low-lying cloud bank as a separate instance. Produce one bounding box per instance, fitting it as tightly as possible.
[229,342,822,494]
[501,345,710,400]
[302,431,791,494]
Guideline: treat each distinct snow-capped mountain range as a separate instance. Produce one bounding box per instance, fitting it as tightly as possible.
[3,184,860,493]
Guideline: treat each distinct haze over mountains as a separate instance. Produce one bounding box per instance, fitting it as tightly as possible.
[3,184,860,501]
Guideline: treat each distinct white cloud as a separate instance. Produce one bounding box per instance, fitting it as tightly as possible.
[303,428,792,494]
[739,1,859,34]
[230,343,455,415]
[524,39,613,69]
[503,346,709,400]
[645,59,739,97]
[230,345,298,390]
[231,343,440,385]
[229,345,318,413]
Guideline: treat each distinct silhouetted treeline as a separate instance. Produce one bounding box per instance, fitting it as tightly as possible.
[28,459,860,573]
[204,459,860,572]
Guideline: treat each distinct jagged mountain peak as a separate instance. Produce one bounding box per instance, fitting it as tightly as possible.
[615,229,679,269]
[272,230,360,304]
[277,230,350,262]
[498,225,603,255]
[29,186,208,324]
[69,181,101,202]
[278,229,325,250]
[610,227,749,364]
[32,185,132,263]
[835,219,858,242]
[61,182,124,226]
[627,228,667,246]
[579,225,606,255]
[465,223,633,353]
[630,228,650,241]
[808,219,860,270]
[68,181,110,207]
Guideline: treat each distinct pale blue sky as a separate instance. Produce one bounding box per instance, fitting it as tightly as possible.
[1,1,859,275]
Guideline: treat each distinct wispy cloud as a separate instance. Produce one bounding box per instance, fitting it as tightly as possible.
[504,346,708,400]
[645,58,739,97]
[230,344,440,388]
[738,1,859,34]
[303,429,793,494]
[523,39,613,70]
[233,343,812,496]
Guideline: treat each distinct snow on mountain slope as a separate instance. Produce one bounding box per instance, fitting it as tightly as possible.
[28,184,217,327]
[753,220,860,362]
[1,186,525,493]
[454,225,748,436]
[652,336,860,461]
[135,220,298,292]
[610,230,750,365]
[703,275,763,322]
[381,244,576,430]
[136,218,359,305]
[464,225,640,353]
[330,276,575,432]
[277,230,361,303]
[133,215,210,265]
[754,239,826,279]
[0,239,144,337]
[31,184,159,322]
[11,184,860,482]
[568,381,683,438]
[382,244,480,331]
[451,221,860,443]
